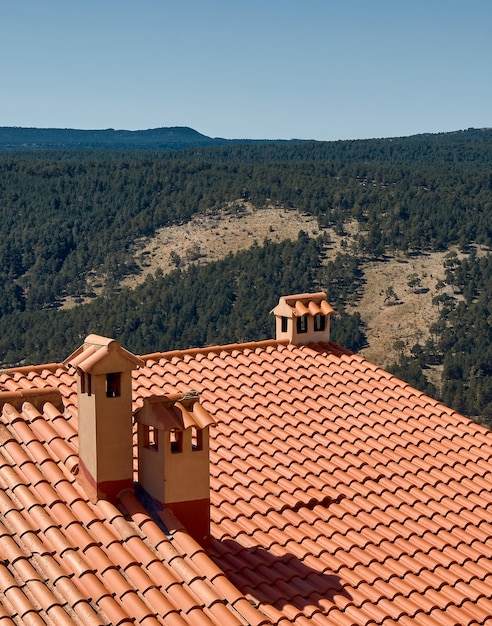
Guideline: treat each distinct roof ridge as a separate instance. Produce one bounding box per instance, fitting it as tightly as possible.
[0,387,63,413]
[0,387,59,401]
[141,338,289,362]
[0,362,63,375]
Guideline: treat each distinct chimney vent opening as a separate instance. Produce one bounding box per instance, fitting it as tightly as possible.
[192,427,203,451]
[81,372,92,396]
[297,315,308,334]
[170,429,183,454]
[314,314,326,332]
[143,424,159,451]
[106,372,121,398]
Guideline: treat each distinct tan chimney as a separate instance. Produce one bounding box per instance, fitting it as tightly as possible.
[64,335,144,503]
[135,391,215,547]
[271,292,335,344]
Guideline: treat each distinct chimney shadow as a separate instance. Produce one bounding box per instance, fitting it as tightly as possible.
[209,537,352,615]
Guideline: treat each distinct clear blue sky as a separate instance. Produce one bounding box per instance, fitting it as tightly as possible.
[1,0,490,141]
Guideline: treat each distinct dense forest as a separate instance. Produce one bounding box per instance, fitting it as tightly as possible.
[0,127,491,422]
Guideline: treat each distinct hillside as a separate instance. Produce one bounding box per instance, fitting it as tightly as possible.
[113,210,490,419]
[114,202,449,369]
[0,128,491,418]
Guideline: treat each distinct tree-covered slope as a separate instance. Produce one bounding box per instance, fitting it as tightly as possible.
[0,234,365,367]
[0,128,491,419]
[1,130,491,313]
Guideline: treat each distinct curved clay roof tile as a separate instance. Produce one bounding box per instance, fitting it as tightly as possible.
[308,300,322,316]
[320,300,336,315]
[294,301,310,316]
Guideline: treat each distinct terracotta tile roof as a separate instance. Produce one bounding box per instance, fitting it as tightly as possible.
[1,331,492,625]
[0,369,266,625]
[137,341,492,626]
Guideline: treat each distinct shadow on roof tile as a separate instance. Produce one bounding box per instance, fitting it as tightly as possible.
[211,539,352,614]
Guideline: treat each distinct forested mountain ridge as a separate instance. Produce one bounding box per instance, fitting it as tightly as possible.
[0,125,307,151]
[2,125,490,154]
[0,126,229,150]
[0,127,491,421]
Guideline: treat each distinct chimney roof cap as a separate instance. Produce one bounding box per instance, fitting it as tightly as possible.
[64,335,144,374]
[271,292,336,318]
[135,392,216,431]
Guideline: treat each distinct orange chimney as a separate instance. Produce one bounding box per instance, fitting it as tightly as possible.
[271,292,335,344]
[64,335,144,503]
[135,391,215,547]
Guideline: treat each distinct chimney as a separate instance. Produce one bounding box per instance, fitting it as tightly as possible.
[64,335,144,503]
[135,391,215,547]
[271,292,335,344]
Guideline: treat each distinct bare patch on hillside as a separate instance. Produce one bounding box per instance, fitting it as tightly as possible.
[61,203,320,309]
[121,202,453,371]
[121,202,321,287]
[63,201,459,376]
[352,254,449,368]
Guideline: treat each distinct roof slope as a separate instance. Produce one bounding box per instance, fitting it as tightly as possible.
[1,338,492,625]
[138,340,492,626]
[0,366,266,625]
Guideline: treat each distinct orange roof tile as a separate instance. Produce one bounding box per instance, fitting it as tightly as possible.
[1,324,492,625]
